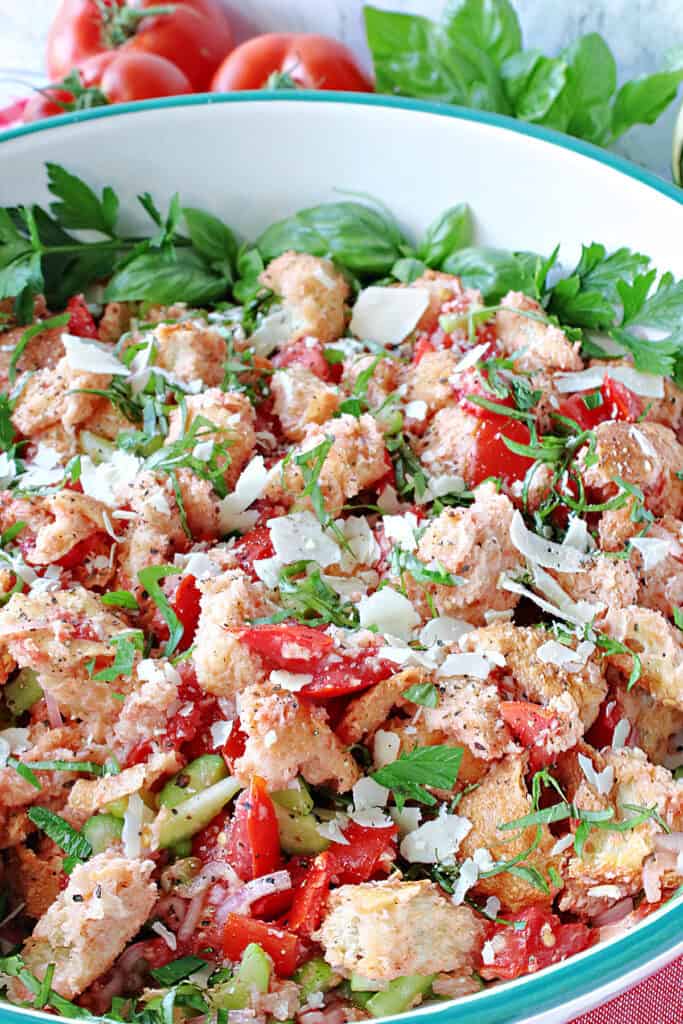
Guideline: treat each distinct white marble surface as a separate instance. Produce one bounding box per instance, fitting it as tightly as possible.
[1,0,682,175]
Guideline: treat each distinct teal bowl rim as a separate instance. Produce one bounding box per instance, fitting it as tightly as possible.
[1,89,682,1023]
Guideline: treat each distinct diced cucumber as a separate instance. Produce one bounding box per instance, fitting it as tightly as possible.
[274,805,329,857]
[293,958,335,999]
[210,943,271,1011]
[350,973,385,993]
[160,857,202,892]
[271,778,314,816]
[156,775,241,848]
[78,431,115,464]
[105,788,156,819]
[5,669,43,716]
[169,838,193,858]
[82,813,123,854]
[365,975,435,1017]
[159,755,228,810]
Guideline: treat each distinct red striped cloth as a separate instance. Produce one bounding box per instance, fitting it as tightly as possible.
[573,956,683,1023]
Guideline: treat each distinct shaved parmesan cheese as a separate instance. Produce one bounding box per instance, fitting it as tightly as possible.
[122,792,145,859]
[383,512,420,552]
[317,818,349,845]
[210,719,233,748]
[630,426,657,460]
[378,484,403,514]
[151,921,177,951]
[269,669,313,692]
[419,616,474,647]
[510,511,586,573]
[358,587,420,640]
[0,738,8,768]
[268,511,340,567]
[481,940,496,965]
[404,399,428,421]
[219,456,268,533]
[578,752,614,795]
[0,727,30,761]
[630,536,672,570]
[338,515,380,569]
[373,729,400,768]
[248,307,294,356]
[399,805,471,864]
[253,556,282,589]
[483,896,501,920]
[537,639,595,672]
[80,451,141,507]
[612,718,631,750]
[550,833,575,856]
[0,451,16,488]
[451,857,479,905]
[20,444,64,489]
[554,364,664,399]
[389,806,422,836]
[192,440,214,462]
[438,652,494,680]
[175,552,221,580]
[321,574,370,599]
[62,333,129,376]
[350,286,430,346]
[563,516,596,555]
[449,342,491,376]
[352,777,389,811]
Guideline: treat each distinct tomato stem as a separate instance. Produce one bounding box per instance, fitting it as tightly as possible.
[98,2,177,48]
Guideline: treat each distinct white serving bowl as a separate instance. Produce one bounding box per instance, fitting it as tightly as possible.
[1,93,682,1024]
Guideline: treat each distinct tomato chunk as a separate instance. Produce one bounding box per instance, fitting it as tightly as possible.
[237,624,333,672]
[467,416,535,487]
[173,574,201,652]
[479,906,594,980]
[499,701,562,771]
[66,294,98,339]
[272,338,333,381]
[225,776,281,881]
[222,915,302,976]
[55,531,110,570]
[558,376,643,431]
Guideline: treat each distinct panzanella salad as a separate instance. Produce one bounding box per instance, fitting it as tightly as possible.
[1,165,683,1022]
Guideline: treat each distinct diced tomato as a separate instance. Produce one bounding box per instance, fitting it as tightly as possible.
[192,809,231,862]
[66,294,98,338]
[231,525,275,579]
[557,376,643,432]
[282,822,396,938]
[55,531,110,570]
[500,701,561,771]
[125,665,220,766]
[585,694,630,749]
[222,915,302,976]
[272,338,332,381]
[224,776,281,881]
[467,416,535,488]
[301,651,393,699]
[479,906,595,980]
[222,717,247,768]
[237,623,334,672]
[412,334,436,364]
[173,574,201,652]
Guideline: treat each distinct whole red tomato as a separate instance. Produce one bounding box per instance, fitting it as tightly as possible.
[47,0,234,92]
[211,33,372,93]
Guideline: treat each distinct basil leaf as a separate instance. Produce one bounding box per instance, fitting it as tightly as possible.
[137,564,183,656]
[418,203,472,267]
[611,65,683,141]
[441,0,522,68]
[182,208,238,279]
[561,33,617,145]
[151,956,208,987]
[105,247,228,305]
[101,589,140,610]
[256,200,407,276]
[93,630,144,683]
[46,163,119,236]
[403,682,439,708]
[392,257,427,283]
[501,51,569,123]
[372,744,463,810]
[442,246,541,301]
[27,807,93,863]
[364,6,465,105]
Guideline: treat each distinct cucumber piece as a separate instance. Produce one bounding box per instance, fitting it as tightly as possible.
[271,778,314,816]
[293,958,335,999]
[5,669,43,715]
[156,775,241,848]
[105,788,155,819]
[159,755,228,810]
[274,804,329,857]
[365,975,435,1017]
[82,813,123,854]
[210,943,271,1011]
[170,838,193,858]
[78,431,115,464]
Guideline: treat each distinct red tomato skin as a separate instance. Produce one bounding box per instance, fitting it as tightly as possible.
[95,50,192,101]
[55,531,110,570]
[272,338,332,381]
[22,90,73,123]
[47,0,232,91]
[237,624,334,672]
[585,694,630,749]
[173,574,201,652]
[558,376,643,432]
[466,416,535,488]
[211,33,372,93]
[412,335,436,364]
[224,777,281,882]
[231,525,275,579]
[300,652,393,699]
[499,701,560,771]
[222,915,302,976]
[0,98,29,127]
[66,294,98,338]
[480,907,594,980]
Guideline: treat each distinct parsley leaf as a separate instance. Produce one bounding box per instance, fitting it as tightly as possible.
[46,162,119,236]
[371,744,462,810]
